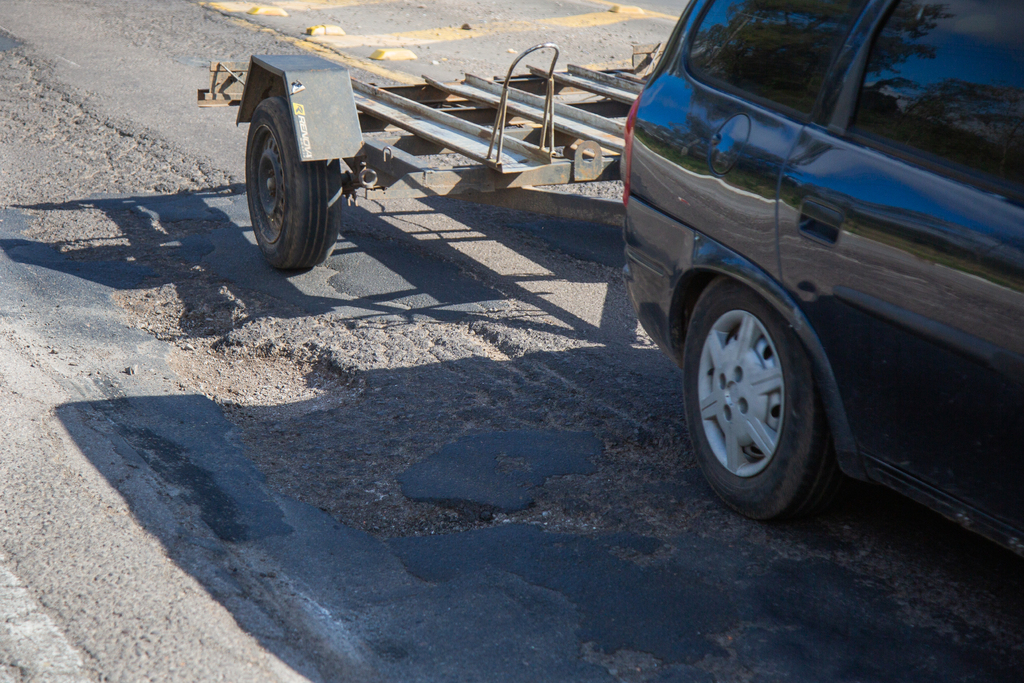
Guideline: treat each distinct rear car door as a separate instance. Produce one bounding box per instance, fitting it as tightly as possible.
[628,0,869,296]
[778,0,1024,530]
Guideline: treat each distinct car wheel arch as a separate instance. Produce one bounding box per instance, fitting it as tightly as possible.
[670,237,868,481]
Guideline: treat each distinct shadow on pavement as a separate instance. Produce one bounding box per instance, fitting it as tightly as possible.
[13,188,631,340]
[5,189,1023,682]
[53,379,1024,683]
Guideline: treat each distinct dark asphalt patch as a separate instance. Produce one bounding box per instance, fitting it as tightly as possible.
[391,524,733,664]
[1,239,155,290]
[326,234,508,315]
[83,190,249,224]
[119,424,251,542]
[201,223,513,320]
[508,218,625,268]
[363,568,612,683]
[398,430,601,511]
[0,208,31,232]
[160,233,215,263]
[391,525,1011,680]
[94,394,293,542]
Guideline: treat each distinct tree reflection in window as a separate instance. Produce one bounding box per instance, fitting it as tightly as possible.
[689,0,869,115]
[856,0,1024,188]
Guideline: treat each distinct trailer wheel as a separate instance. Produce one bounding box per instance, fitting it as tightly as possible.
[245,96,340,269]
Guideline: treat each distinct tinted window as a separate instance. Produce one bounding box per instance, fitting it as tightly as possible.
[689,0,868,115]
[855,0,1024,188]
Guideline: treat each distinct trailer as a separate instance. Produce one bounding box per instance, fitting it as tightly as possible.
[198,44,647,269]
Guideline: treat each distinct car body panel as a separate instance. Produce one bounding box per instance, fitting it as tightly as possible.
[623,0,1024,550]
[625,193,862,476]
[779,111,1024,533]
[630,0,803,283]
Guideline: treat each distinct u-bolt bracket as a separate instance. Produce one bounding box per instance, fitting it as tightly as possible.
[487,43,560,166]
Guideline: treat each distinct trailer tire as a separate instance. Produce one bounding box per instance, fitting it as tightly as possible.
[245,96,340,269]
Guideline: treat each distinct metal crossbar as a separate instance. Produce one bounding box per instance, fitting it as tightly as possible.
[351,80,552,171]
[424,76,624,153]
[527,65,638,104]
[566,64,643,95]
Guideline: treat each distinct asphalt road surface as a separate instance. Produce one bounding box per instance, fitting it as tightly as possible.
[0,1,1022,682]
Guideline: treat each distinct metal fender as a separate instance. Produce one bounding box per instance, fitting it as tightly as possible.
[237,54,363,162]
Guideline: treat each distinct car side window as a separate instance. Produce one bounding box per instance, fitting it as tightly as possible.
[854,0,1024,189]
[688,0,869,116]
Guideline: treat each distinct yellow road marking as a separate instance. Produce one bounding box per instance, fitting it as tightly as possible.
[314,31,464,48]
[315,35,419,48]
[275,0,330,8]
[214,11,422,83]
[205,0,397,12]
[581,58,634,71]
[206,1,257,11]
[541,11,642,28]
[294,0,399,5]
[584,0,677,20]
[306,24,346,36]
[207,0,675,20]
[312,11,653,49]
[248,6,289,16]
[369,48,418,61]
[608,4,646,13]
[200,2,665,87]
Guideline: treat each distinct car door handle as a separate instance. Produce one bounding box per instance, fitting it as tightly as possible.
[799,199,844,245]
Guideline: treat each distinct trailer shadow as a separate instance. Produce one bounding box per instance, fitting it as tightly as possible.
[11,187,633,345]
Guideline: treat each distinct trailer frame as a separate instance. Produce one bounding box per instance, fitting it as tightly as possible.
[199,44,650,266]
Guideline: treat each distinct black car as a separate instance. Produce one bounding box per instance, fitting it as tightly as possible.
[622,0,1024,553]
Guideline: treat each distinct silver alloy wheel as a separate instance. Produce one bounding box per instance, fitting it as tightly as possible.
[697,309,785,477]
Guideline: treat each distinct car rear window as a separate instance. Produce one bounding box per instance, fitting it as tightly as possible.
[688,0,869,116]
[854,0,1024,189]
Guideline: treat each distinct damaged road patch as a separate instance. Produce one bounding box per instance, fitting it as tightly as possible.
[398,430,601,512]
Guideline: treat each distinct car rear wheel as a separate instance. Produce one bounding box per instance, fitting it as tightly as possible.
[245,96,340,269]
[682,278,844,519]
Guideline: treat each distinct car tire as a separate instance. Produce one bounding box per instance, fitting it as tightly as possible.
[682,278,844,519]
[245,96,341,269]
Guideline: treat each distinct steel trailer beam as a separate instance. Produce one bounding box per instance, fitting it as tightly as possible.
[425,76,625,153]
[527,66,638,104]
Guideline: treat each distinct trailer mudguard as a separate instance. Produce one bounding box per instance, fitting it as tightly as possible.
[236,54,362,162]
